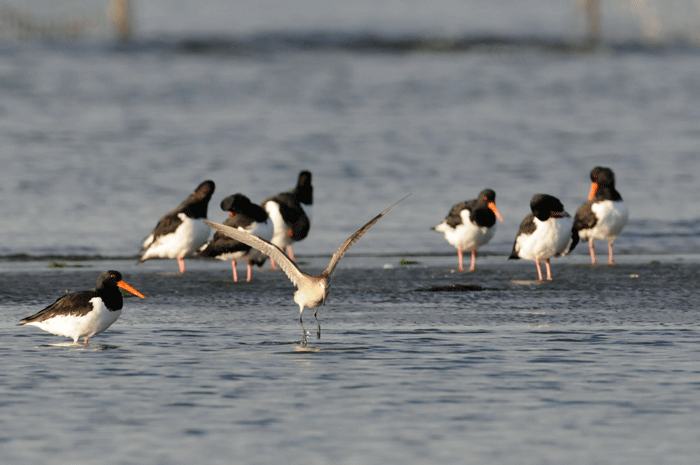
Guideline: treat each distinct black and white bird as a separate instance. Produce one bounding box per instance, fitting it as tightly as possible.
[432,189,503,271]
[206,196,407,331]
[198,193,274,282]
[263,171,313,268]
[17,270,145,344]
[573,167,628,265]
[509,194,578,281]
[139,180,215,273]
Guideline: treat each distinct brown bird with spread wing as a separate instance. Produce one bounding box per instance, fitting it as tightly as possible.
[205,195,408,327]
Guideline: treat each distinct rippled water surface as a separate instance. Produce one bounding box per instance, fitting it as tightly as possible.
[1,255,700,464]
[1,33,699,257]
[2,1,700,463]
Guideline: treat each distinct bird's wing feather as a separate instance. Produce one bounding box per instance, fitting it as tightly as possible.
[141,212,183,250]
[573,200,598,231]
[444,200,473,228]
[205,221,307,287]
[322,195,410,277]
[18,291,96,324]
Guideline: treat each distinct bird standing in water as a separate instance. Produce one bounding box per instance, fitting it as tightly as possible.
[18,270,145,344]
[573,167,628,265]
[432,189,503,271]
[510,194,578,281]
[198,193,273,282]
[206,195,408,341]
[139,180,215,273]
[263,171,313,268]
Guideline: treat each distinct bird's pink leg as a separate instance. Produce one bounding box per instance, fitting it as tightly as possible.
[545,259,553,281]
[246,262,252,282]
[83,338,89,345]
[270,257,278,270]
[231,260,238,282]
[535,258,543,281]
[588,240,597,265]
[287,246,296,260]
[457,248,464,271]
[177,256,186,274]
[608,238,616,265]
[469,250,477,272]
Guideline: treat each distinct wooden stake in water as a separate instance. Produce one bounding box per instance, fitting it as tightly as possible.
[585,0,601,45]
[109,0,133,40]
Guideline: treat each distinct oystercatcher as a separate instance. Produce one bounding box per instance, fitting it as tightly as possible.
[199,193,273,282]
[18,270,145,344]
[263,171,313,268]
[573,167,628,265]
[139,180,215,273]
[509,194,578,281]
[432,189,503,271]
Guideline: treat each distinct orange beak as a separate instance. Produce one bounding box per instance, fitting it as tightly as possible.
[229,212,235,217]
[488,202,504,222]
[287,229,294,238]
[550,211,570,218]
[117,280,146,299]
[588,182,598,201]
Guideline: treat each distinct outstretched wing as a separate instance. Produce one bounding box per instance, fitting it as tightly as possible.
[205,221,307,287]
[322,194,410,277]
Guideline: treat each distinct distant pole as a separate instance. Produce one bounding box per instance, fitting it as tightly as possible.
[109,0,133,40]
[585,0,601,45]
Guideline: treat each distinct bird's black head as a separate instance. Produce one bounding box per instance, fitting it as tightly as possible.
[220,193,253,213]
[194,180,216,199]
[530,194,566,221]
[298,171,312,186]
[220,193,268,222]
[590,167,615,187]
[97,270,123,288]
[478,189,496,204]
[296,171,313,205]
[181,180,215,218]
[95,270,146,302]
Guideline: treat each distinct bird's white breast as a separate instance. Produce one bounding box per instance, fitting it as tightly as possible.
[439,209,496,251]
[581,200,628,241]
[28,298,121,342]
[142,214,211,259]
[294,281,327,310]
[264,201,292,249]
[516,216,573,261]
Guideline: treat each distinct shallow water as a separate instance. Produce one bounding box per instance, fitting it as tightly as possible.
[2,1,700,463]
[1,46,699,259]
[2,254,700,464]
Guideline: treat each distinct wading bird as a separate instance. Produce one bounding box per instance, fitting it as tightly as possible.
[263,171,313,268]
[18,270,145,344]
[206,195,408,340]
[139,180,215,273]
[573,167,628,265]
[432,189,503,271]
[509,194,578,281]
[199,193,273,282]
